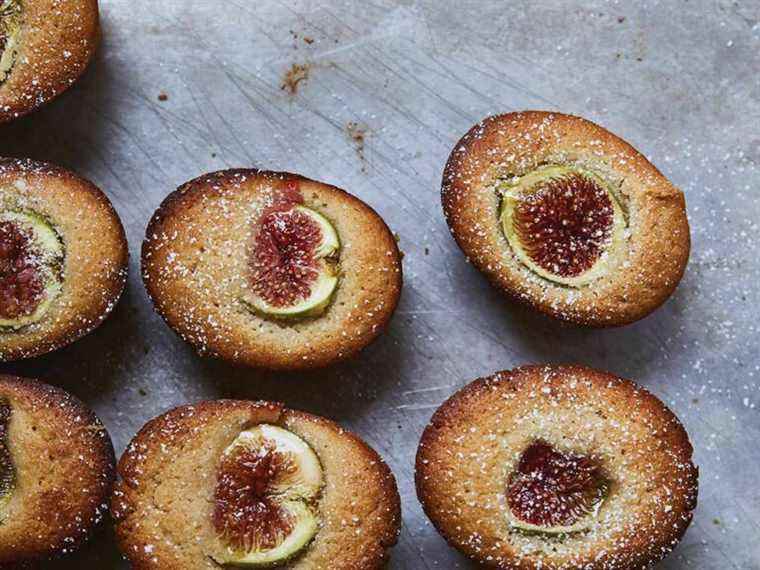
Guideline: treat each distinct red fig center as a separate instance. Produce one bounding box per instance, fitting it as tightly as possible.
[512,173,614,278]
[0,220,45,321]
[249,206,324,308]
[213,443,298,552]
[507,441,607,529]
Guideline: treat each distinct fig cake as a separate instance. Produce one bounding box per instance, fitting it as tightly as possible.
[442,111,690,326]
[142,169,403,370]
[112,400,401,569]
[0,158,128,361]
[0,374,115,565]
[0,0,99,124]
[416,364,699,569]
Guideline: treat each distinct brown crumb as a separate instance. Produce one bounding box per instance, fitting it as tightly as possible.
[304,36,314,44]
[424,247,430,255]
[158,92,168,102]
[346,121,369,170]
[281,63,310,95]
[618,16,626,23]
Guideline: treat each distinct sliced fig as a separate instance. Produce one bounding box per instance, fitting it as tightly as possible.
[0,399,15,513]
[243,204,340,320]
[0,210,65,329]
[0,0,22,83]
[212,424,323,567]
[506,440,609,535]
[499,165,626,287]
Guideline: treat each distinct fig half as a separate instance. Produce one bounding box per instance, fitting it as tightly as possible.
[499,165,626,287]
[0,210,65,329]
[243,205,340,320]
[212,424,323,567]
[0,0,22,83]
[506,440,609,536]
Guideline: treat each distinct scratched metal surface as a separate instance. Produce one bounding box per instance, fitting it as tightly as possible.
[0,0,758,568]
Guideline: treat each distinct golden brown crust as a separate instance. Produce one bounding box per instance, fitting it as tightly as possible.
[112,400,401,570]
[415,364,698,570]
[0,374,115,565]
[442,111,690,326]
[0,157,129,361]
[142,169,403,370]
[0,0,99,124]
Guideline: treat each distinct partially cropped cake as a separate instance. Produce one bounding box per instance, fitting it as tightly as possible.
[442,111,690,326]
[112,400,401,569]
[0,375,115,565]
[0,158,128,361]
[0,0,99,123]
[416,364,698,569]
[142,169,402,370]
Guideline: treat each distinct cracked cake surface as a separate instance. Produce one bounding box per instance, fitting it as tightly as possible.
[142,169,402,370]
[0,374,115,566]
[0,0,99,123]
[112,399,401,569]
[416,364,698,569]
[0,158,128,361]
[442,111,690,326]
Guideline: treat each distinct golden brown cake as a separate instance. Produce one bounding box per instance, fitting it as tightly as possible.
[142,169,403,370]
[0,158,128,361]
[0,0,99,124]
[0,374,115,565]
[112,400,401,569]
[416,364,698,569]
[442,111,690,326]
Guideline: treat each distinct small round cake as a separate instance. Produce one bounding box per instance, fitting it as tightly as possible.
[112,400,401,569]
[442,111,690,326]
[0,374,115,565]
[142,169,402,370]
[416,364,698,569]
[0,0,99,123]
[0,158,128,361]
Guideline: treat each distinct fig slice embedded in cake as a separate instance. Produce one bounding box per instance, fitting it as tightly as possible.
[506,440,609,535]
[211,424,323,567]
[243,204,340,320]
[0,210,65,329]
[499,165,627,287]
[0,0,22,83]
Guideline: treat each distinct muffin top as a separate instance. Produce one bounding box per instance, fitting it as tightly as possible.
[442,111,690,326]
[0,374,115,565]
[113,399,401,569]
[142,169,402,370]
[0,0,99,123]
[416,364,698,569]
[0,158,128,361]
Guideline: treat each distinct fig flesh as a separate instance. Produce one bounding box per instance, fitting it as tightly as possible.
[0,210,65,329]
[212,424,323,567]
[499,165,626,287]
[506,440,609,535]
[244,205,339,320]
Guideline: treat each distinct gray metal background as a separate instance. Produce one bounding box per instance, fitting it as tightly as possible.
[0,0,758,567]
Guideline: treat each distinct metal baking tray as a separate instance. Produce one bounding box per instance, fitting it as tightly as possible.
[0,1,757,567]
